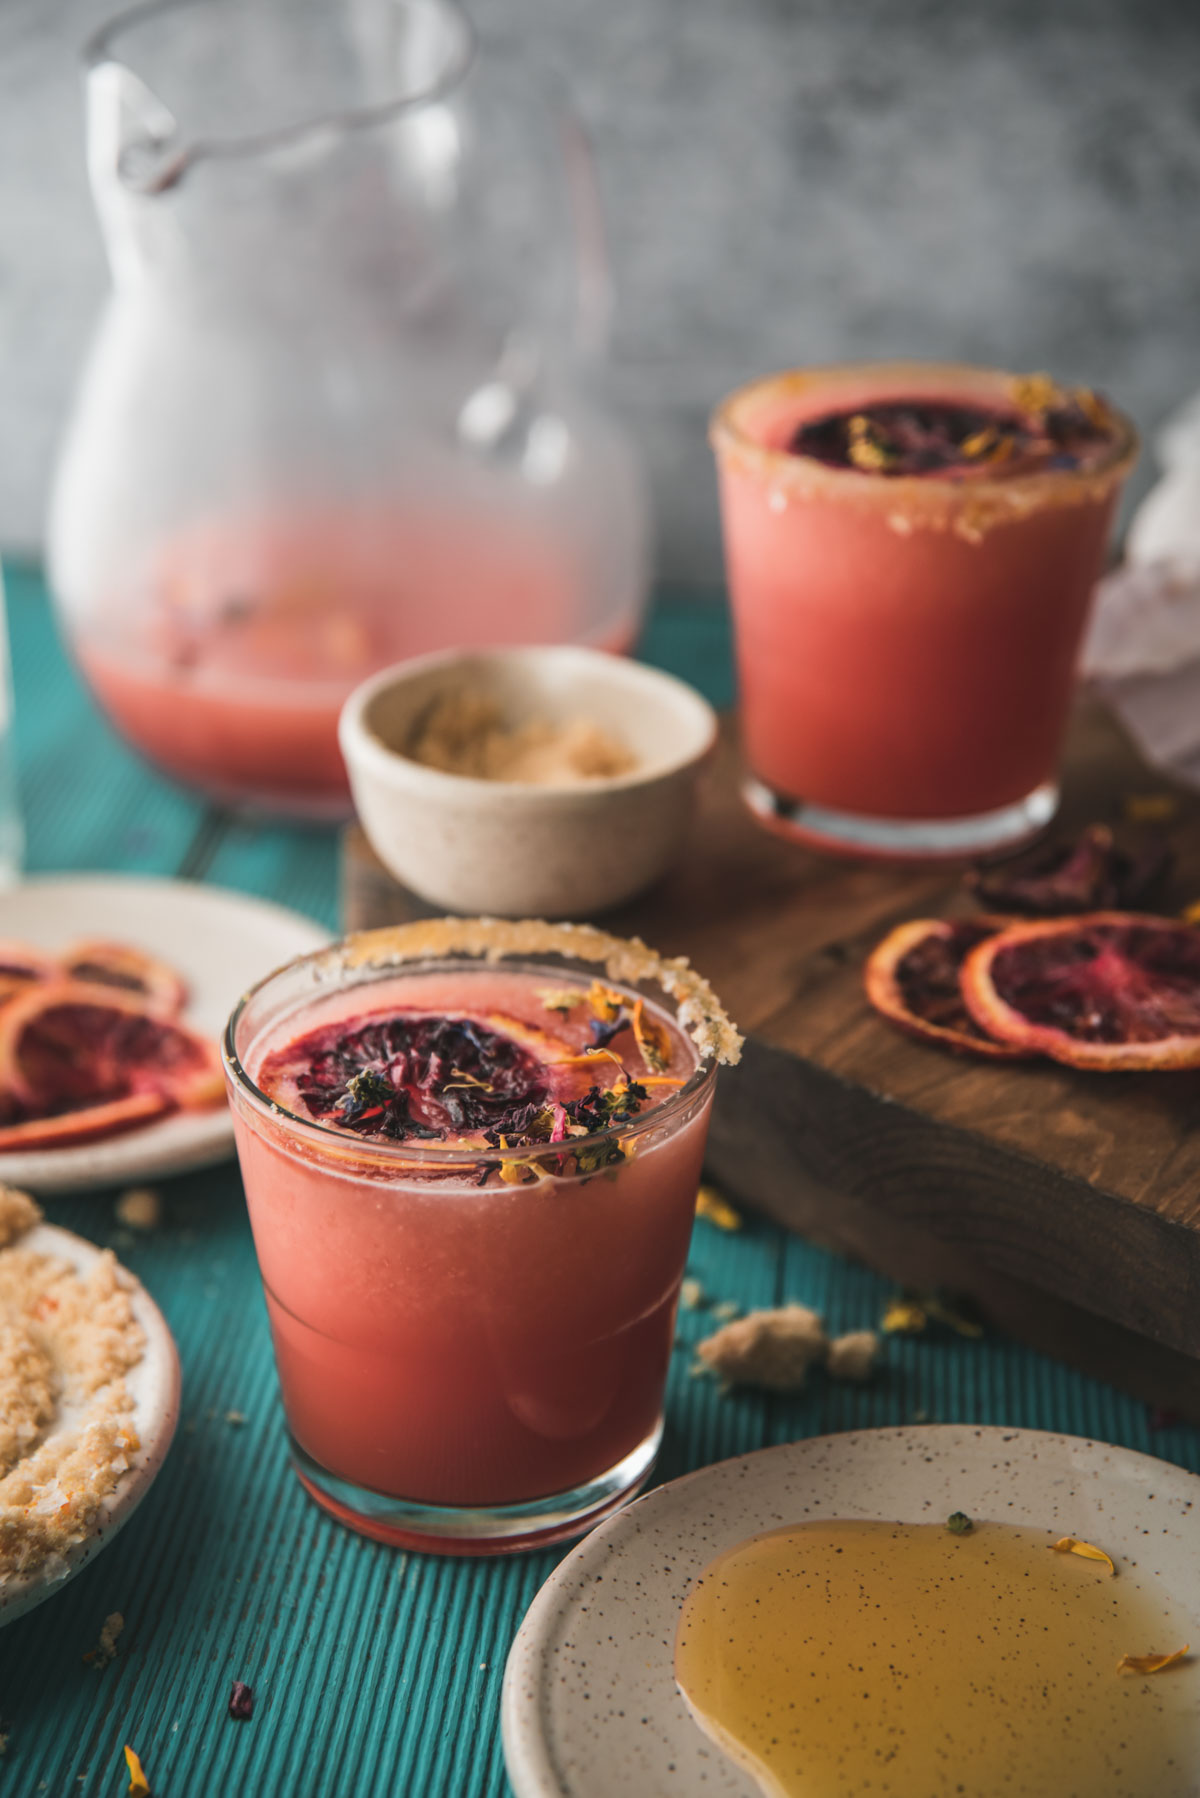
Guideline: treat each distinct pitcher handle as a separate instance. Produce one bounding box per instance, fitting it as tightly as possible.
[556,104,613,360]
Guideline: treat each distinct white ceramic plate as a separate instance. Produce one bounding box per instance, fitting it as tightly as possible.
[0,1223,180,1627]
[0,875,330,1193]
[503,1426,1200,1797]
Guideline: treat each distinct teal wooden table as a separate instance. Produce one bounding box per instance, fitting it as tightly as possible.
[1,560,1197,1798]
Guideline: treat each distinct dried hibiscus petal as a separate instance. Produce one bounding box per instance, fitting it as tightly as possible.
[228,1680,254,1721]
[967,824,1171,916]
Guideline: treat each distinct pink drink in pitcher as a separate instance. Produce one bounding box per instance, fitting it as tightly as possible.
[72,502,633,818]
[224,925,737,1554]
[712,363,1137,857]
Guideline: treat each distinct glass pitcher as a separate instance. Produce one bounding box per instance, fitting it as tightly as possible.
[49,0,648,818]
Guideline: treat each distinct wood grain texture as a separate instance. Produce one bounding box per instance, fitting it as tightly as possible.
[343,694,1200,1371]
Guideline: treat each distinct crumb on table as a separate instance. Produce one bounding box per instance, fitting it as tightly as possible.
[826,1330,880,1382]
[696,1304,828,1391]
[115,1189,162,1232]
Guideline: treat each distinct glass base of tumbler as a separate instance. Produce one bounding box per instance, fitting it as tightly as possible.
[742,776,1058,860]
[289,1421,662,1556]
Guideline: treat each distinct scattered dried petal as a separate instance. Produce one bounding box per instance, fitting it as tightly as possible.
[1050,1536,1116,1575]
[1123,793,1179,825]
[224,1410,247,1427]
[947,1511,974,1535]
[711,1299,741,1322]
[922,1296,985,1339]
[228,1680,254,1721]
[695,1186,742,1231]
[881,1298,927,1335]
[124,1745,151,1796]
[1117,1645,1189,1675]
[826,1330,879,1382]
[679,1277,707,1311]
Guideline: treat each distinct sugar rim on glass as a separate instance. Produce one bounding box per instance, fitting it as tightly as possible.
[710,360,1140,541]
[223,917,742,1169]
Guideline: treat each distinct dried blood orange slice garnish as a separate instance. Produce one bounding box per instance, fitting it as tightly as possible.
[960,912,1200,1070]
[260,1009,574,1143]
[0,1092,170,1153]
[59,939,188,1014]
[865,917,1029,1059]
[0,980,223,1115]
[258,1004,653,1149]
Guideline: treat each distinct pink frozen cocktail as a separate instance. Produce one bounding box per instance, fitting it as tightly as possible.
[712,363,1138,857]
[223,919,739,1554]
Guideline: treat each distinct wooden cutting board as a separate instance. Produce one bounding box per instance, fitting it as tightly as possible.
[343,698,1200,1415]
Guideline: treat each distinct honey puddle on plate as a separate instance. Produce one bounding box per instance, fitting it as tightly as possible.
[675,1520,1198,1798]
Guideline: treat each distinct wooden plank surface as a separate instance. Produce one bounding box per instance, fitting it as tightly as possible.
[345,694,1200,1376]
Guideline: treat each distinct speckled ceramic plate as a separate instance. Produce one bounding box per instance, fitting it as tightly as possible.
[0,874,329,1193]
[0,1223,180,1627]
[502,1426,1200,1797]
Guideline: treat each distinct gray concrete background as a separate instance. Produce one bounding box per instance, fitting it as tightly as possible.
[2,0,1198,583]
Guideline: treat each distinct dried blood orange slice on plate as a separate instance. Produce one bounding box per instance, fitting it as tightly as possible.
[0,942,58,1007]
[0,1093,170,1153]
[0,980,223,1118]
[865,917,1029,1059]
[960,912,1200,1069]
[59,940,188,1014]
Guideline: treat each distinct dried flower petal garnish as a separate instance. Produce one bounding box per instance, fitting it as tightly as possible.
[1116,1645,1190,1675]
[124,1745,151,1796]
[695,1185,743,1231]
[631,999,671,1073]
[228,1680,254,1721]
[946,1511,973,1535]
[960,425,998,460]
[1075,386,1113,432]
[1011,372,1066,416]
[846,414,900,472]
[587,981,626,1024]
[536,987,586,1015]
[1050,1536,1116,1575]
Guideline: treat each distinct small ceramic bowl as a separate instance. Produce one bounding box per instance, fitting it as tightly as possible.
[338,647,718,917]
